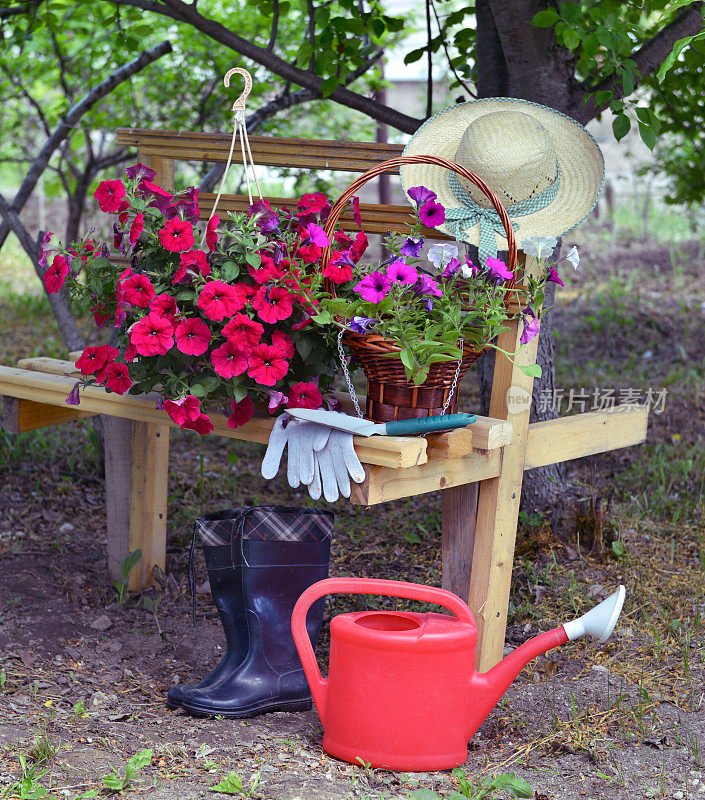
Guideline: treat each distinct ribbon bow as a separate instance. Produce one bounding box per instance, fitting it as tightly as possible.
[445,166,561,266]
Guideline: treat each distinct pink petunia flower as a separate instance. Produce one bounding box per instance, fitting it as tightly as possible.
[351,230,369,262]
[222,313,264,350]
[353,271,391,303]
[547,267,565,287]
[305,222,330,248]
[486,257,514,282]
[122,273,156,308]
[129,212,144,244]
[174,317,211,356]
[265,390,288,413]
[197,280,247,321]
[117,199,131,225]
[206,215,219,251]
[75,345,118,376]
[386,260,419,285]
[164,394,202,426]
[419,200,446,228]
[287,382,323,410]
[352,195,362,228]
[173,248,211,284]
[416,273,443,298]
[91,304,111,329]
[211,341,249,378]
[159,218,195,253]
[181,411,215,435]
[94,180,126,213]
[103,362,132,395]
[520,309,541,344]
[271,330,294,359]
[247,343,289,386]
[43,255,69,293]
[251,285,295,324]
[227,396,255,429]
[297,193,329,215]
[323,254,352,285]
[129,313,174,357]
[149,293,178,323]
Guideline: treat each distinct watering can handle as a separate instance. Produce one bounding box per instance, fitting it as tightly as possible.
[291,577,475,724]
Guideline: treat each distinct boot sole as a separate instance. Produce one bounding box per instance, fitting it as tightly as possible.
[181,697,312,719]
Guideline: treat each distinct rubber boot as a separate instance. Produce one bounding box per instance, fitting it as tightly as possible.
[167,509,248,709]
[181,506,332,718]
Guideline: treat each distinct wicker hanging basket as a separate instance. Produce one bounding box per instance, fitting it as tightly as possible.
[320,155,518,422]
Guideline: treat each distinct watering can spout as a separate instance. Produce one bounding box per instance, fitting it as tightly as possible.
[468,586,626,736]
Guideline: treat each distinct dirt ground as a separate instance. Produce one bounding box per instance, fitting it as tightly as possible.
[1,222,704,799]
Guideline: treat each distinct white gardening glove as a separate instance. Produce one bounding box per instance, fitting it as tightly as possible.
[310,428,366,502]
[261,414,330,487]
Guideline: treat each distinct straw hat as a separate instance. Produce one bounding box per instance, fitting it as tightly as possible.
[401,98,604,263]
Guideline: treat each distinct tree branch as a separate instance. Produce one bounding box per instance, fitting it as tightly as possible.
[0,40,172,251]
[573,3,704,123]
[105,0,423,133]
[267,0,279,51]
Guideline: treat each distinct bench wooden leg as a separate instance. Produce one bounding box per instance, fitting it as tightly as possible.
[441,482,478,600]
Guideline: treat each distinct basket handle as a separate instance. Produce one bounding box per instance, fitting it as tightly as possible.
[320,155,518,276]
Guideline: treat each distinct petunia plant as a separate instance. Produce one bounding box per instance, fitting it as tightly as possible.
[41,164,348,434]
[318,187,576,384]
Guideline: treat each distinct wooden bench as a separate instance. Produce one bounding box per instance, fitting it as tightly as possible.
[0,128,649,669]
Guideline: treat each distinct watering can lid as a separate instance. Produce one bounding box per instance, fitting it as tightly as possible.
[334,610,477,651]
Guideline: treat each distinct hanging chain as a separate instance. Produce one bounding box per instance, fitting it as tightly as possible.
[337,328,363,418]
[441,338,465,414]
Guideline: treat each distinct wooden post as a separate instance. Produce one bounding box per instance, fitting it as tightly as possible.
[128,422,170,591]
[441,483,478,599]
[469,258,541,671]
[103,416,136,581]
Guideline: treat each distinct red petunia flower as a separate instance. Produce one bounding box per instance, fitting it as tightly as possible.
[91,304,111,328]
[271,330,294,359]
[249,254,286,284]
[75,345,119,377]
[103,362,132,395]
[139,179,173,202]
[351,230,369,262]
[129,313,174,357]
[149,293,178,323]
[227,396,255,429]
[129,212,144,244]
[174,317,211,356]
[206,215,219,251]
[69,239,97,267]
[117,199,131,225]
[251,285,295,324]
[43,255,69,293]
[122,273,156,308]
[296,244,322,265]
[297,192,329,215]
[222,313,263,349]
[94,180,126,213]
[159,218,195,253]
[211,341,248,378]
[323,252,353,285]
[247,343,289,387]
[181,411,215,435]
[287,381,323,410]
[197,280,247,321]
[173,248,211,284]
[164,394,202,426]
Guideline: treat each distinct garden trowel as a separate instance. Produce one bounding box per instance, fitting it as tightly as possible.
[286,408,476,437]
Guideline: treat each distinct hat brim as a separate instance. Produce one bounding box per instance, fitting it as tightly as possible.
[401,98,604,250]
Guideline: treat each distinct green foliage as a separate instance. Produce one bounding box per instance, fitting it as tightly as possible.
[101,748,152,793]
[113,549,142,605]
[209,769,260,796]
[406,768,532,800]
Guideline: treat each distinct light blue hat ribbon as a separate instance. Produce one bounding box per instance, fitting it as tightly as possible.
[445,163,561,265]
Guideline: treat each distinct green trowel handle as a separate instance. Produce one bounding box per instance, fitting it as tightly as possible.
[385,413,477,436]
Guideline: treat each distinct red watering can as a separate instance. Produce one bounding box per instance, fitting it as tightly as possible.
[291,577,625,772]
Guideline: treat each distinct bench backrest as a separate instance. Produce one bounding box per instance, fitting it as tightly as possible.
[115,128,446,239]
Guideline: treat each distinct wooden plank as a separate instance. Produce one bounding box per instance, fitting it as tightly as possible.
[128,422,169,591]
[524,407,648,469]
[442,483,479,600]
[103,417,135,582]
[0,366,427,469]
[427,427,473,460]
[17,357,78,375]
[2,395,91,432]
[469,256,541,672]
[116,128,404,171]
[349,449,501,506]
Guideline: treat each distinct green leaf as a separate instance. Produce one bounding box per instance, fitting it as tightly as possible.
[102,771,125,791]
[621,66,634,97]
[120,549,142,582]
[405,789,444,800]
[519,363,542,378]
[190,383,206,398]
[127,749,152,771]
[176,290,196,302]
[559,1,581,23]
[561,27,581,51]
[404,46,427,64]
[656,32,703,82]
[638,122,657,151]
[612,113,630,141]
[531,8,559,26]
[320,75,339,97]
[209,770,246,794]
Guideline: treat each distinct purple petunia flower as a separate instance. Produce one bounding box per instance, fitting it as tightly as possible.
[547,267,565,287]
[486,257,514,282]
[520,308,541,344]
[113,223,126,255]
[333,250,357,269]
[400,235,423,258]
[250,199,280,233]
[349,316,377,334]
[38,231,54,268]
[419,200,446,228]
[408,186,437,206]
[444,258,462,278]
[416,273,443,298]
[425,298,434,312]
[354,271,391,303]
[306,222,330,248]
[266,390,288,413]
[65,382,81,406]
[325,396,343,412]
[386,259,419,285]
[125,162,157,182]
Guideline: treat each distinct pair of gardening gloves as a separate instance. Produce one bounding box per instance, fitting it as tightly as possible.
[261,414,365,502]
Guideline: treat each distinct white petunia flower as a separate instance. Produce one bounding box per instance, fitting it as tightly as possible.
[566,245,580,270]
[460,264,474,279]
[427,243,458,269]
[520,236,558,259]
